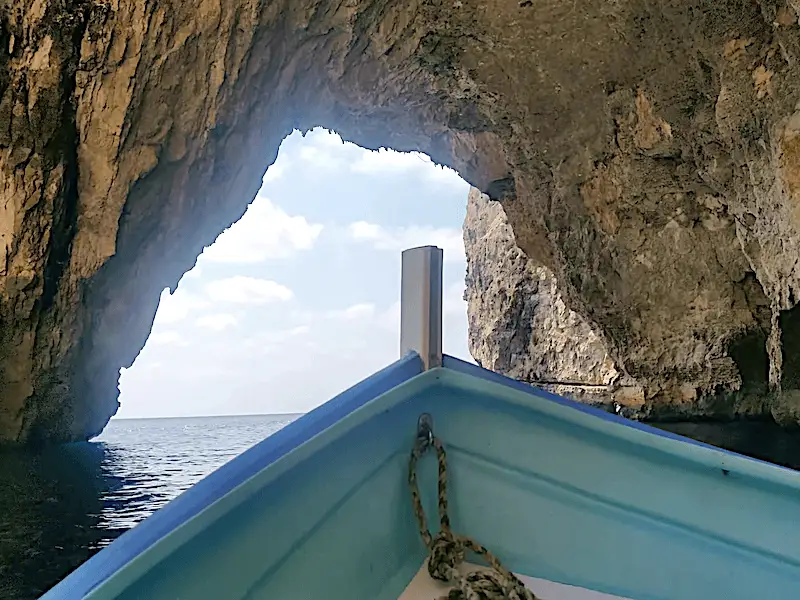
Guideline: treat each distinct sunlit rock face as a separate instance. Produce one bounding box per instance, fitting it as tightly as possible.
[464,189,773,421]
[463,188,627,412]
[0,0,800,442]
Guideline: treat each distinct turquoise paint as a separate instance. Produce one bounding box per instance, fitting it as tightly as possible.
[48,360,800,600]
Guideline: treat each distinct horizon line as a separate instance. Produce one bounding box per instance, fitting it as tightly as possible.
[110,412,306,421]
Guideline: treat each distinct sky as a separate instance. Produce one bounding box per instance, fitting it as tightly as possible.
[116,128,473,418]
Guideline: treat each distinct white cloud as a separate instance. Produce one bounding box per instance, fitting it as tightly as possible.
[351,148,463,187]
[148,331,187,346]
[200,196,323,264]
[195,313,238,331]
[346,221,465,263]
[297,130,347,170]
[262,163,285,183]
[182,267,203,279]
[243,325,311,354]
[444,281,467,316]
[378,300,401,333]
[307,129,346,148]
[351,149,424,174]
[326,303,376,320]
[153,288,210,325]
[204,276,293,304]
[294,129,464,189]
[287,325,311,336]
[348,221,382,240]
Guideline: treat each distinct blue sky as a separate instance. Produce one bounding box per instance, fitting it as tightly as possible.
[116,128,472,418]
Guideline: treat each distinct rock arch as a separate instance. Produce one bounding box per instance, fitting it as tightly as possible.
[1,0,800,442]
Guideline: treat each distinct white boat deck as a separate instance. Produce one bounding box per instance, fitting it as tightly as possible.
[399,561,631,600]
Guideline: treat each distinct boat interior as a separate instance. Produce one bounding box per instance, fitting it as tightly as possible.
[400,561,630,599]
[75,356,800,600]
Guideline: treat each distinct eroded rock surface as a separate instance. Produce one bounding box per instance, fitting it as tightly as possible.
[1,0,800,442]
[464,189,773,420]
[464,188,627,410]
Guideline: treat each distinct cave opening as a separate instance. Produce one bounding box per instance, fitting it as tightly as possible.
[779,303,800,391]
[112,128,474,420]
[728,328,770,392]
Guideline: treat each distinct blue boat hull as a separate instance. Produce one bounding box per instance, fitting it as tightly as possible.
[43,354,800,599]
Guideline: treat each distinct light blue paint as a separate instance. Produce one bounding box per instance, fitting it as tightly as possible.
[442,354,797,470]
[44,355,800,600]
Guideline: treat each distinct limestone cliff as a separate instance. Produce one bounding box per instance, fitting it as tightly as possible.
[1,0,800,443]
[464,188,627,411]
[464,189,772,420]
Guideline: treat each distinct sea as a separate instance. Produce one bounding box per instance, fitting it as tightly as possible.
[0,414,298,600]
[0,415,799,600]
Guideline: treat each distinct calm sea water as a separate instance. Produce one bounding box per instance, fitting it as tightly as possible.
[0,414,296,600]
[0,416,798,600]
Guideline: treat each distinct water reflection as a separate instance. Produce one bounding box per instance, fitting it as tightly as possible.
[0,442,110,599]
[656,421,800,471]
[0,415,295,600]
